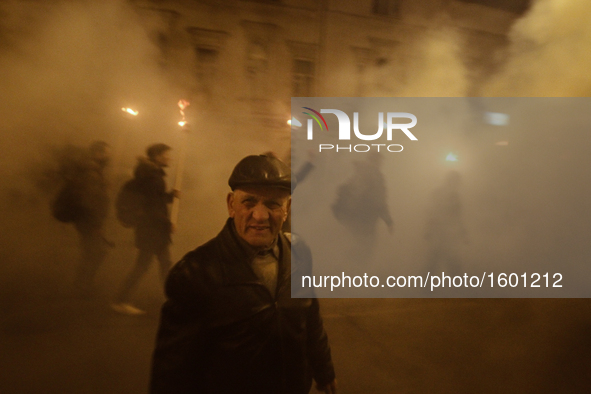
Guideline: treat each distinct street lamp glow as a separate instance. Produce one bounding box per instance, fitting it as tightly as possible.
[484,112,509,126]
[446,152,459,162]
[122,107,138,116]
[289,117,302,128]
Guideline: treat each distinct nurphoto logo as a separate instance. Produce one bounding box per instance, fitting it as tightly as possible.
[302,107,418,153]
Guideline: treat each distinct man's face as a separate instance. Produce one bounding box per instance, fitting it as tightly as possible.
[153,150,171,167]
[227,186,291,250]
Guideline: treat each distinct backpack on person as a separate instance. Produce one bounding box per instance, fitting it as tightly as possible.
[331,178,364,226]
[50,145,89,223]
[51,181,83,223]
[115,178,144,228]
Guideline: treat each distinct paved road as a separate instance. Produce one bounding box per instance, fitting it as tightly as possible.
[2,283,590,394]
[1,215,589,393]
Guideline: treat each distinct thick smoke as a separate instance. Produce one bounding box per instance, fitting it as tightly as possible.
[292,0,591,297]
[2,1,591,392]
[361,24,469,97]
[483,0,591,95]
[0,0,247,306]
[397,26,470,97]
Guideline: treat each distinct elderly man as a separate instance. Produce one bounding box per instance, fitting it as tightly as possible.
[150,154,336,394]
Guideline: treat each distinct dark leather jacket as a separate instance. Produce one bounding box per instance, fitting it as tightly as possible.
[150,219,335,394]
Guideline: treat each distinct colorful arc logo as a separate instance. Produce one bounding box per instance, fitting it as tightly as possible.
[302,107,329,132]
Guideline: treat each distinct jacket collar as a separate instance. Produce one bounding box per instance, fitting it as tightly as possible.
[134,156,165,179]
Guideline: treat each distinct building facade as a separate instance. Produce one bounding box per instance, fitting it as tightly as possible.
[130,0,526,144]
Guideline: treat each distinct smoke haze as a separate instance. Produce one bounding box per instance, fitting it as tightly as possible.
[1,0,591,392]
[483,0,591,95]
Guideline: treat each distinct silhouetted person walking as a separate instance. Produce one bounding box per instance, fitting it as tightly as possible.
[112,143,178,315]
[424,170,468,275]
[52,141,111,297]
[331,152,393,265]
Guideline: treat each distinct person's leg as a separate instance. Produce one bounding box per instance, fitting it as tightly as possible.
[155,246,172,288]
[75,227,108,296]
[115,248,153,303]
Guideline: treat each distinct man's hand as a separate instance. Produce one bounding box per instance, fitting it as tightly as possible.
[316,379,337,394]
[171,189,180,199]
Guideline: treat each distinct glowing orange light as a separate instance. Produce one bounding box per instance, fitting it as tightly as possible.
[121,107,138,116]
[177,99,190,127]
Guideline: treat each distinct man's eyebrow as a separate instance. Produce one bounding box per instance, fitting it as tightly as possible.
[241,195,259,202]
[265,198,283,204]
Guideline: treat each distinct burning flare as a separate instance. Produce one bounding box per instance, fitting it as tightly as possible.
[121,107,138,116]
[178,99,190,127]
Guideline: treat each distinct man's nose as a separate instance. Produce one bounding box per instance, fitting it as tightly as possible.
[251,203,270,221]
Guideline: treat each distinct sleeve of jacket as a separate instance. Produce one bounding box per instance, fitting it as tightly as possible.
[150,257,206,394]
[305,298,336,386]
[295,161,315,185]
[165,190,175,204]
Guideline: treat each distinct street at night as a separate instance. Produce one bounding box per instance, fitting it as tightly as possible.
[2,0,591,393]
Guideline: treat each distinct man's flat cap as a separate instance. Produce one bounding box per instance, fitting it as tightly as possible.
[228,155,294,192]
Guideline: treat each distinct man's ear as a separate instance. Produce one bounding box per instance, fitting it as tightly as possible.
[227,192,235,218]
[284,197,291,220]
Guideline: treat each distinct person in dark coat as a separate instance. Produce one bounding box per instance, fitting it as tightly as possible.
[332,151,393,238]
[424,170,468,275]
[112,143,179,315]
[66,141,111,296]
[150,154,337,394]
[330,152,393,267]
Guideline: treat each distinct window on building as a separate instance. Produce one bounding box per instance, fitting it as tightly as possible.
[372,0,401,16]
[292,59,315,97]
[195,47,219,96]
[241,0,281,3]
[186,27,228,98]
[457,0,530,14]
